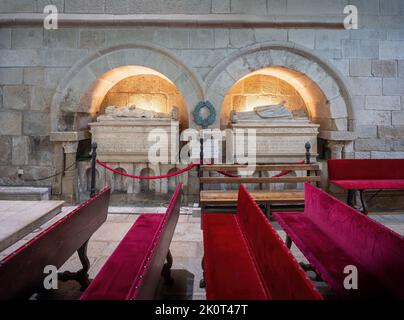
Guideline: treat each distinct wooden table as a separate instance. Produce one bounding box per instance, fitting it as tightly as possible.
[0,200,64,252]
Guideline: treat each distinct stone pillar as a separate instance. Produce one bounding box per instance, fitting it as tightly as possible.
[119,163,134,194]
[160,165,169,194]
[133,164,143,194]
[104,162,117,192]
[51,142,64,195]
[50,131,91,202]
[327,141,345,159]
[319,131,357,159]
[150,164,161,194]
[62,141,79,203]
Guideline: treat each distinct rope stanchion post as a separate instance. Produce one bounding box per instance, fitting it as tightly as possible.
[199,137,204,199]
[305,141,311,179]
[305,141,311,165]
[90,142,97,198]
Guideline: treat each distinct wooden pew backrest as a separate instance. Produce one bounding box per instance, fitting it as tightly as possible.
[328,159,404,180]
[236,184,322,299]
[0,187,111,299]
[303,182,404,298]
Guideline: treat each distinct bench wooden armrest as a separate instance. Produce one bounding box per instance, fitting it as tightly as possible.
[200,176,321,184]
[200,164,320,171]
[200,190,304,202]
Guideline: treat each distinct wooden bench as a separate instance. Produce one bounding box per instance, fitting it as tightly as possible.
[328,159,404,214]
[81,183,182,300]
[0,187,111,299]
[200,163,321,215]
[274,183,404,299]
[201,184,322,300]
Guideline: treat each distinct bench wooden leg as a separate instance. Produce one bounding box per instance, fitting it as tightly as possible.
[265,202,271,219]
[58,240,91,291]
[161,250,174,286]
[347,189,368,214]
[199,256,206,289]
[285,235,292,249]
[299,262,323,282]
[359,190,368,215]
[347,189,355,207]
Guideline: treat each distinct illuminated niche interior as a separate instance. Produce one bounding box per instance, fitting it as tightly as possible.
[220,67,329,129]
[87,65,189,129]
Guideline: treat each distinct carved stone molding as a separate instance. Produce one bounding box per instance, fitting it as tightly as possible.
[62,141,79,154]
[0,13,345,28]
[320,130,356,159]
[327,141,346,159]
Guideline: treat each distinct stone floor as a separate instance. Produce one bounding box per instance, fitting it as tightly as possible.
[41,207,404,300]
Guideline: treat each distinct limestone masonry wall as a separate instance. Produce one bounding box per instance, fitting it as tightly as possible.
[0,0,404,193]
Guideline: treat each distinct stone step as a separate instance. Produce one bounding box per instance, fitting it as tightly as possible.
[0,186,51,201]
[0,199,64,252]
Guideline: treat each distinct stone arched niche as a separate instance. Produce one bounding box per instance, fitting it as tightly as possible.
[206,42,354,133]
[220,67,329,129]
[89,66,189,129]
[206,41,356,159]
[50,44,204,201]
[50,43,204,132]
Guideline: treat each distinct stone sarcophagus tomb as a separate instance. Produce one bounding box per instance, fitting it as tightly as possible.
[85,105,187,198]
[229,104,319,163]
[89,105,179,163]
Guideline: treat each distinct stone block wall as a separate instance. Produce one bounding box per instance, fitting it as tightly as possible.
[0,0,403,197]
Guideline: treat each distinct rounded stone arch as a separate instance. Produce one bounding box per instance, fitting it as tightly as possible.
[205,41,354,133]
[166,167,181,193]
[50,42,204,132]
[113,167,128,193]
[139,167,156,193]
[85,167,101,192]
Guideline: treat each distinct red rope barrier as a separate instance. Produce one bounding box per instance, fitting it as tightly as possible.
[272,160,306,178]
[97,159,307,180]
[217,170,238,177]
[96,160,197,180]
[198,161,239,177]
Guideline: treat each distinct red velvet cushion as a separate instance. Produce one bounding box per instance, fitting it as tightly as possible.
[275,183,404,299]
[81,184,182,300]
[331,179,404,190]
[80,214,164,300]
[203,213,269,300]
[328,159,404,181]
[236,185,322,300]
[202,185,322,300]
[275,212,390,299]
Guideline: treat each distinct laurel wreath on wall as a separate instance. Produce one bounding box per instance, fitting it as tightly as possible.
[193,101,216,129]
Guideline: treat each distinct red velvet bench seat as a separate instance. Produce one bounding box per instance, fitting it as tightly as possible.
[81,183,182,300]
[274,183,404,299]
[328,159,404,213]
[202,184,322,300]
